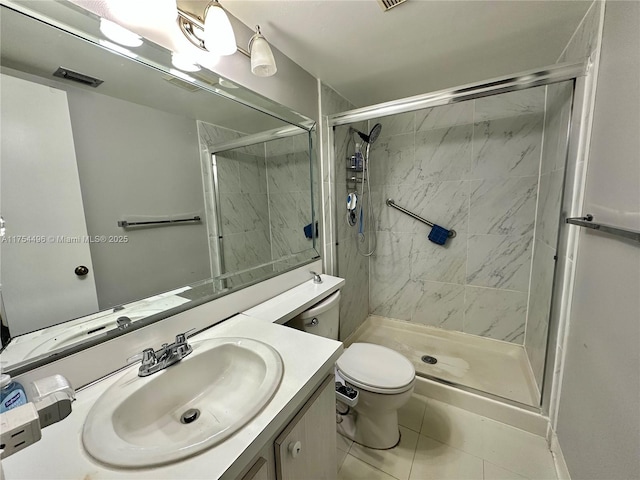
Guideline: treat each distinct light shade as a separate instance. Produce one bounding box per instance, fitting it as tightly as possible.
[171,53,201,72]
[203,2,237,56]
[99,18,142,47]
[250,32,277,77]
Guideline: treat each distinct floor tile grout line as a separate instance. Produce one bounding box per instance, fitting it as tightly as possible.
[347,452,404,480]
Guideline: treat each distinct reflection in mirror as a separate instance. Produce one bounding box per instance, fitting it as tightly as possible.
[0,5,318,372]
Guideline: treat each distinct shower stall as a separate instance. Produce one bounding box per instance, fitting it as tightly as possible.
[326,62,586,409]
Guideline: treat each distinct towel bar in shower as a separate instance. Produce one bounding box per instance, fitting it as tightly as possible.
[386,199,456,238]
[566,215,640,243]
[117,216,201,227]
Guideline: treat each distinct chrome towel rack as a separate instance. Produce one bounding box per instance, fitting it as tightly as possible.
[566,214,640,243]
[386,199,457,238]
[117,216,201,228]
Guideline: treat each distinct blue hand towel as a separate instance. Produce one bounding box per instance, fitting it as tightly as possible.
[303,221,318,239]
[428,225,450,246]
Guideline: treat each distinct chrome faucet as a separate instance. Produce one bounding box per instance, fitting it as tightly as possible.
[310,271,322,284]
[129,330,194,377]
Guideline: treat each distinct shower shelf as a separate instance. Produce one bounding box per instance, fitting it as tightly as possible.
[347,176,366,184]
[346,166,364,172]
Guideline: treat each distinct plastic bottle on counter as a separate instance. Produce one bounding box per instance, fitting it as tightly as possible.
[0,374,27,413]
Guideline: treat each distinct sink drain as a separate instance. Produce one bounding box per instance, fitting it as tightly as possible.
[421,355,438,365]
[181,408,200,424]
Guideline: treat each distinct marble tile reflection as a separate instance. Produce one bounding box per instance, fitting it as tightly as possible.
[464,286,527,344]
[410,232,467,285]
[415,125,472,183]
[369,133,416,186]
[468,176,538,236]
[416,102,473,131]
[559,1,601,63]
[471,113,543,179]
[215,154,241,194]
[474,87,546,122]
[536,170,564,248]
[411,281,465,331]
[525,240,556,385]
[378,181,468,235]
[467,234,533,292]
[371,112,415,137]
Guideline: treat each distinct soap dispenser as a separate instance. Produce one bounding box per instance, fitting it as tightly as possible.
[0,374,27,413]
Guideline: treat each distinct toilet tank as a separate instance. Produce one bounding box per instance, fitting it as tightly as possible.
[288,290,340,340]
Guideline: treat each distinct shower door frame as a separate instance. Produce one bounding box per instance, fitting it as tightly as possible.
[326,59,593,410]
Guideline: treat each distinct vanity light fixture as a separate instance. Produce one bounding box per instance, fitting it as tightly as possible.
[177,1,236,56]
[171,53,201,72]
[99,18,143,47]
[178,4,277,77]
[248,25,277,77]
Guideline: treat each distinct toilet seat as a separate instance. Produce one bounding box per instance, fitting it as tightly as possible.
[336,343,415,395]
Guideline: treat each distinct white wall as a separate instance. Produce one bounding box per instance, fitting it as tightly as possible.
[67,89,210,309]
[556,2,640,478]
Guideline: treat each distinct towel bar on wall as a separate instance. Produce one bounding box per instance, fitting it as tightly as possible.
[566,214,640,243]
[386,199,456,238]
[117,216,201,228]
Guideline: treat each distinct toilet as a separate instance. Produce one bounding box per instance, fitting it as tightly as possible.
[288,290,415,449]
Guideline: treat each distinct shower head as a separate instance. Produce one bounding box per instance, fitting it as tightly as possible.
[352,123,383,145]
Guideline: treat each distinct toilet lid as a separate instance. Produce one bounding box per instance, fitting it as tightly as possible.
[336,343,415,393]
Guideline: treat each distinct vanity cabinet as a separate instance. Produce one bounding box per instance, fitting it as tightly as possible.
[236,375,336,480]
[240,457,270,480]
[275,376,336,480]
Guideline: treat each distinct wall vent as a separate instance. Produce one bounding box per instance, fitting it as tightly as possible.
[53,67,103,88]
[377,0,407,12]
[162,75,202,92]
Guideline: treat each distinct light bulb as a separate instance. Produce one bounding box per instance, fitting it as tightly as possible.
[99,40,138,59]
[171,53,201,72]
[203,2,237,56]
[106,0,177,29]
[99,19,143,47]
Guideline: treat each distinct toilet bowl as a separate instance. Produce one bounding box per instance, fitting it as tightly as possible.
[289,289,416,449]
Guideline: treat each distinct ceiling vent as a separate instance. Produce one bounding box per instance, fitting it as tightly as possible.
[162,75,202,92]
[377,0,408,12]
[53,67,103,88]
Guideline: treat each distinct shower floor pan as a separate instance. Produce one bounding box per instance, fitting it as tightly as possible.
[346,315,539,407]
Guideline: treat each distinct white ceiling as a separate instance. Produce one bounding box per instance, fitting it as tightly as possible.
[211,0,592,106]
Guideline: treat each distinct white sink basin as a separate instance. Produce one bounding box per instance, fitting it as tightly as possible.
[82,337,283,468]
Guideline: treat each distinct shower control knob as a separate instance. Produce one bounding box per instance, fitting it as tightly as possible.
[75,265,89,276]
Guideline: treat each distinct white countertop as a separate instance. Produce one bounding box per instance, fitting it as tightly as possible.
[242,274,345,324]
[2,315,343,480]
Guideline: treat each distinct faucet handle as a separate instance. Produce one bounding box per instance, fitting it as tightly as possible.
[310,271,322,284]
[175,328,196,345]
[141,348,157,367]
[126,348,157,367]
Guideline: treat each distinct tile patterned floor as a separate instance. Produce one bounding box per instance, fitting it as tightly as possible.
[337,394,557,480]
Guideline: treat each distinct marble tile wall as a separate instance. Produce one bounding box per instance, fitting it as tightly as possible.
[198,122,315,280]
[526,81,575,389]
[320,83,370,340]
[368,87,548,345]
[264,135,315,263]
[198,121,273,275]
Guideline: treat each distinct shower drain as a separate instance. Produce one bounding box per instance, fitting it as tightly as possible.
[421,355,438,365]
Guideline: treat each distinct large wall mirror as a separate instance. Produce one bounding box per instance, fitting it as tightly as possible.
[0,3,318,373]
